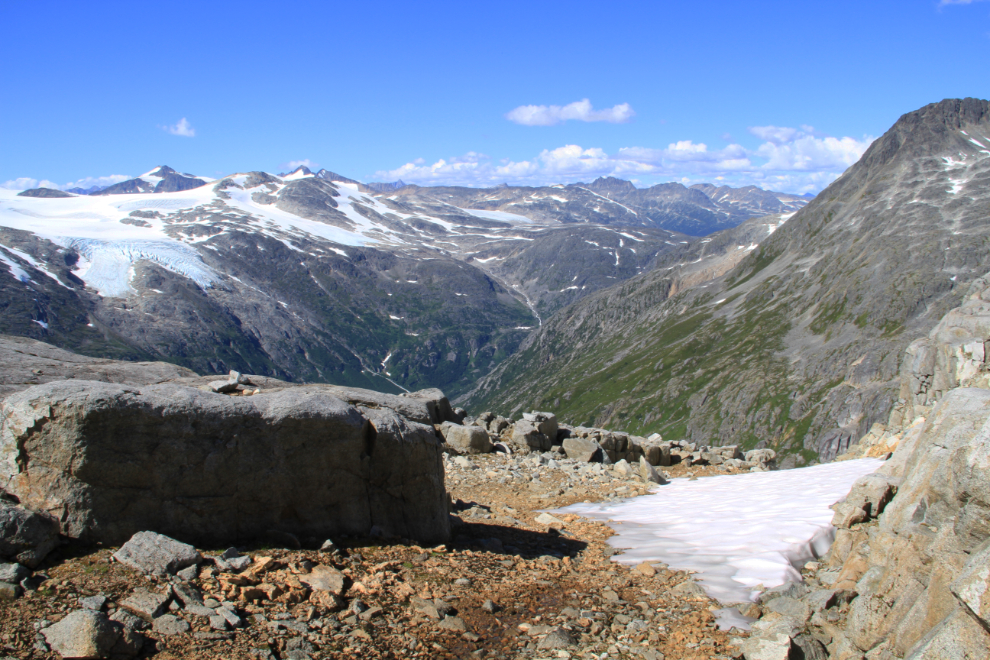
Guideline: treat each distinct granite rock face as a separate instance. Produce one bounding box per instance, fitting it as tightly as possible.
[0,380,450,546]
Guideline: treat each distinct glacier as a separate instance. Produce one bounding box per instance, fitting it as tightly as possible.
[59,238,219,297]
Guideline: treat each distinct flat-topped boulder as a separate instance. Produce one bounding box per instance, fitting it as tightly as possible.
[0,380,450,546]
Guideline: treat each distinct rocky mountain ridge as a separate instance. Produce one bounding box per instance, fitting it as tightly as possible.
[385,176,806,237]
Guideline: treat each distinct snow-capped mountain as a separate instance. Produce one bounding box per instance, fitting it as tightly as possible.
[0,165,802,396]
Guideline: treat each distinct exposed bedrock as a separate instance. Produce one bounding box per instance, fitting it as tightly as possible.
[0,380,450,547]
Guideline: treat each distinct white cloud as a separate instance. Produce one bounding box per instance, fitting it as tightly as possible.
[1,174,131,192]
[374,125,874,195]
[164,117,195,137]
[63,174,131,190]
[505,99,635,126]
[750,125,871,171]
[282,159,318,171]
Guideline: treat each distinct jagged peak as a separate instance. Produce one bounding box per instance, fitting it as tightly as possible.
[855,97,990,176]
[314,169,360,185]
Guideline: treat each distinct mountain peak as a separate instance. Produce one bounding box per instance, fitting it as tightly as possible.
[314,169,360,185]
[855,97,990,177]
[580,176,637,194]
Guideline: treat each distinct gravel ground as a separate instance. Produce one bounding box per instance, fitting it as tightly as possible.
[0,451,752,660]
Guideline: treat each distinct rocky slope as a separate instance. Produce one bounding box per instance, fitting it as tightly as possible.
[465,97,990,462]
[736,268,990,659]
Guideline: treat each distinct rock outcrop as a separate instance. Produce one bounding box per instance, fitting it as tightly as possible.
[0,380,450,546]
[741,272,990,658]
[0,334,197,398]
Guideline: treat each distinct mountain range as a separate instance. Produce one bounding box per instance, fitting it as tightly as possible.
[0,166,800,400]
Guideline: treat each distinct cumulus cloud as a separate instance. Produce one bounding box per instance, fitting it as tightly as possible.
[163,117,195,137]
[506,99,635,126]
[282,159,318,171]
[750,125,870,171]
[1,174,130,192]
[374,124,874,195]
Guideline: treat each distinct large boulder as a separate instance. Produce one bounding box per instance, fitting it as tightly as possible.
[0,381,450,546]
[439,422,493,454]
[402,388,457,424]
[522,411,558,444]
[0,499,60,568]
[511,420,551,454]
[562,436,604,462]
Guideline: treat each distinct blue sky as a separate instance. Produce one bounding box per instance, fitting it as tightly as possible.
[1,0,988,194]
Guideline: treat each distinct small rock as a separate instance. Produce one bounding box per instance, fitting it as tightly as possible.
[113,531,201,576]
[671,579,707,599]
[639,456,665,484]
[217,606,244,628]
[438,615,468,631]
[535,512,564,526]
[42,610,121,658]
[454,577,472,586]
[481,599,499,613]
[152,614,191,635]
[186,603,216,618]
[170,581,203,607]
[0,563,30,584]
[79,595,107,611]
[0,501,61,568]
[319,539,339,553]
[110,609,146,631]
[209,614,230,630]
[121,589,170,620]
[299,564,346,596]
[0,581,22,601]
[359,606,383,621]
[634,562,656,577]
[176,564,199,582]
[538,627,577,649]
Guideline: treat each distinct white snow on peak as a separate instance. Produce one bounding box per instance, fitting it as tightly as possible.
[558,458,884,617]
[281,169,314,181]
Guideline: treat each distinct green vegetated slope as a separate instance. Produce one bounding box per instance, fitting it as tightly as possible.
[465,98,990,462]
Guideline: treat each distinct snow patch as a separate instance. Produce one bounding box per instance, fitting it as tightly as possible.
[0,250,32,283]
[558,458,884,615]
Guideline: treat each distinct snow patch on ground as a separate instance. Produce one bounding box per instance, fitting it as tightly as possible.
[462,208,534,224]
[558,458,884,616]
